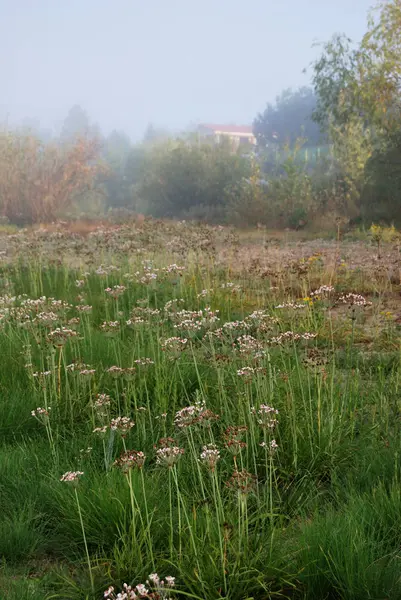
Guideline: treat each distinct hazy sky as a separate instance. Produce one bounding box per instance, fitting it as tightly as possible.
[1,0,374,140]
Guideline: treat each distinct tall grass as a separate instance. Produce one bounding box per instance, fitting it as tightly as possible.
[0,223,400,599]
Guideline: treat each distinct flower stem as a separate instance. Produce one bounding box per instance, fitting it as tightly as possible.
[74,488,94,594]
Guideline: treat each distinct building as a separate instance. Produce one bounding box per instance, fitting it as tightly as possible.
[198,124,256,149]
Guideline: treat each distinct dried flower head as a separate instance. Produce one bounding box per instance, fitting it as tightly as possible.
[223,426,248,455]
[226,469,257,496]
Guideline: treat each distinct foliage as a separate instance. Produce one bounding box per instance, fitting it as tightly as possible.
[311,1,401,224]
[133,140,252,220]
[0,131,104,225]
[253,87,321,148]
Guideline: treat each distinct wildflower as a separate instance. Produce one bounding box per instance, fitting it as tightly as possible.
[235,335,263,354]
[100,321,120,336]
[222,320,249,332]
[161,336,188,358]
[34,311,59,326]
[110,416,135,436]
[66,361,89,373]
[31,406,51,422]
[310,285,335,298]
[148,573,160,586]
[60,471,84,485]
[275,302,306,310]
[237,366,266,381]
[47,327,78,346]
[104,575,176,600]
[75,279,85,288]
[79,368,96,377]
[105,285,126,299]
[32,370,52,378]
[223,426,247,455]
[165,576,175,587]
[107,365,125,377]
[226,469,257,496]
[200,444,220,471]
[76,304,92,313]
[122,367,136,380]
[163,298,185,312]
[197,289,213,298]
[114,450,146,473]
[134,357,155,366]
[251,404,279,429]
[156,413,167,420]
[173,319,202,334]
[221,282,242,293]
[93,394,111,418]
[136,268,158,285]
[174,400,219,428]
[338,293,372,307]
[135,584,148,596]
[93,425,108,436]
[163,263,185,274]
[260,439,279,455]
[270,331,317,344]
[155,438,184,468]
[270,439,278,453]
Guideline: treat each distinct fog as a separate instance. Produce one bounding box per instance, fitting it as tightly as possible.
[1,0,373,141]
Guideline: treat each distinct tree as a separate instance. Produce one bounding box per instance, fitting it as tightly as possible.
[134,140,251,220]
[101,130,133,209]
[253,87,321,148]
[0,131,103,224]
[60,105,100,143]
[142,123,170,145]
[310,1,401,220]
[312,1,401,135]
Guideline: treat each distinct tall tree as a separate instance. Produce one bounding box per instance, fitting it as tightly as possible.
[101,130,133,209]
[253,87,321,148]
[60,105,100,143]
[311,0,401,221]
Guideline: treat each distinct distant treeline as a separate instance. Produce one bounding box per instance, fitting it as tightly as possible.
[1,1,401,228]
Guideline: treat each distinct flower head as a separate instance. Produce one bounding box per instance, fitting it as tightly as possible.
[114,450,146,473]
[200,444,220,471]
[110,416,135,437]
[155,438,184,468]
[60,471,84,485]
[251,404,279,429]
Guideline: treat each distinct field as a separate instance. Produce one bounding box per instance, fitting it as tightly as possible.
[1,220,401,600]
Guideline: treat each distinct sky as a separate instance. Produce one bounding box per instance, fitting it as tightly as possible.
[0,0,374,141]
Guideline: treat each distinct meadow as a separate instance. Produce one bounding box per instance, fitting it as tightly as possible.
[1,220,400,600]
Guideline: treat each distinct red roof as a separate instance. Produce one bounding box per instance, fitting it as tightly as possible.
[200,124,254,135]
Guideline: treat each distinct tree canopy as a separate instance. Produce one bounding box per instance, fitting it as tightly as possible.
[253,87,321,148]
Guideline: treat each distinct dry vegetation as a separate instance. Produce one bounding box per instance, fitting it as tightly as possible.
[1,219,401,599]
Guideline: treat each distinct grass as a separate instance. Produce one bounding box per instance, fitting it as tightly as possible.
[0,220,400,599]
